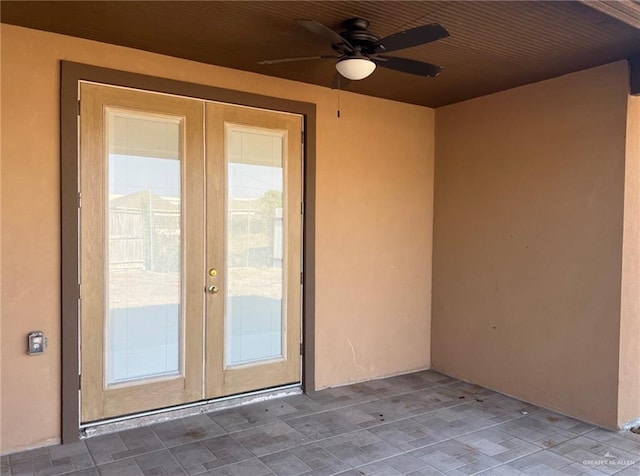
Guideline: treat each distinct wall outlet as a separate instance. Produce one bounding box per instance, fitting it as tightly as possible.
[27,331,47,355]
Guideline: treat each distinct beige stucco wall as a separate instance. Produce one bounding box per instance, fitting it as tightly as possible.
[0,47,4,453]
[619,93,640,428]
[0,24,435,452]
[433,61,630,429]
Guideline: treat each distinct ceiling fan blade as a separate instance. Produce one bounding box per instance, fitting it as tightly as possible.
[258,55,339,65]
[296,19,354,52]
[331,72,351,90]
[374,56,443,78]
[375,23,449,53]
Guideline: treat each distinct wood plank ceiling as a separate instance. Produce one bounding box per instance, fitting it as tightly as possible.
[2,1,639,107]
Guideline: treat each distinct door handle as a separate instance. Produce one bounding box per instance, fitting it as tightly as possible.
[206,285,219,294]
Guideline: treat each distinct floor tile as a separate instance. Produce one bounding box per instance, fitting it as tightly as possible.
[254,396,327,421]
[271,394,335,422]
[96,457,145,476]
[363,453,442,474]
[8,447,49,474]
[475,467,519,476]
[0,455,10,476]
[614,462,640,475]
[135,449,186,475]
[491,415,580,449]
[60,469,100,476]
[407,469,447,476]
[151,415,227,449]
[231,421,310,457]
[8,442,94,476]
[502,450,606,475]
[208,404,288,434]
[470,392,541,418]
[169,435,253,474]
[335,461,405,475]
[368,418,446,452]
[440,381,498,401]
[302,383,380,412]
[332,404,388,429]
[564,462,615,475]
[408,439,502,474]
[454,427,540,463]
[525,409,597,436]
[548,436,639,475]
[48,441,94,471]
[47,441,90,460]
[350,392,441,426]
[86,427,164,465]
[285,409,363,441]
[430,390,537,430]
[583,427,640,455]
[8,453,52,476]
[361,370,456,399]
[198,458,273,475]
[318,430,404,468]
[259,443,351,475]
[411,407,498,441]
[409,387,482,414]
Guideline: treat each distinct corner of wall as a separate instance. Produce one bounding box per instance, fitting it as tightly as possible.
[431,62,629,429]
[618,92,640,428]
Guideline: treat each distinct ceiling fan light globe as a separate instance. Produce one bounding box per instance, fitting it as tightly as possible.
[335,58,376,80]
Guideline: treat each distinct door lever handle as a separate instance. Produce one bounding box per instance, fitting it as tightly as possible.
[206,285,219,294]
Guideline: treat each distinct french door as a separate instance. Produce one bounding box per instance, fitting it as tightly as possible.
[79,83,302,422]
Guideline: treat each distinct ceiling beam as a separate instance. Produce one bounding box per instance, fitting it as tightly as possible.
[580,0,640,29]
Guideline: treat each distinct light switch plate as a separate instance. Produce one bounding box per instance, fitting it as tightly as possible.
[27,331,47,355]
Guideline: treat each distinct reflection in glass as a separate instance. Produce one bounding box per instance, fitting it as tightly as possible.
[106,112,182,385]
[226,127,285,366]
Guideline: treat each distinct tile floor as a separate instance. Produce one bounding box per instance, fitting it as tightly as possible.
[2,370,640,475]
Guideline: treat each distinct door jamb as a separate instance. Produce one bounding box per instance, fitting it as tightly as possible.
[60,61,316,444]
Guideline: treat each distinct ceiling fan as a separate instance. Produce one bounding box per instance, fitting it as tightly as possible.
[258,17,449,85]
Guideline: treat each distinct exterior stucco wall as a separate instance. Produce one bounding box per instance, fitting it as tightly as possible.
[0,24,435,452]
[433,62,629,429]
[619,93,640,428]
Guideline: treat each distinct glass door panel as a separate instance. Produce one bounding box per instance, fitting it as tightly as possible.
[106,112,182,385]
[226,126,285,367]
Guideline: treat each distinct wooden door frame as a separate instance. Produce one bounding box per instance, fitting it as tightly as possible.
[61,61,316,443]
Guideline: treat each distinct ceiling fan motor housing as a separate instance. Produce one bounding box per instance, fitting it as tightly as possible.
[333,17,383,55]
